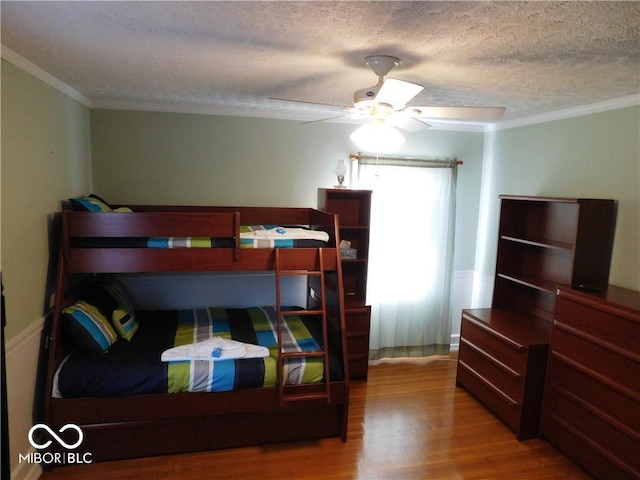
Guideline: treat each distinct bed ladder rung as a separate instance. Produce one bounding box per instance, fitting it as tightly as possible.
[275,248,331,406]
[280,350,327,359]
[279,270,322,276]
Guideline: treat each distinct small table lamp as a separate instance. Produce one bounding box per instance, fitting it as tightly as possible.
[335,159,347,188]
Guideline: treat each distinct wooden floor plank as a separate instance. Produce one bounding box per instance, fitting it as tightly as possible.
[39,356,590,479]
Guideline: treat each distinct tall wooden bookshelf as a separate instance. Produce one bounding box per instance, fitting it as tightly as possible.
[456,195,616,439]
[318,188,372,380]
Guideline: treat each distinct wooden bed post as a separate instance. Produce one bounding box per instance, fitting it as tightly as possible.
[43,232,69,427]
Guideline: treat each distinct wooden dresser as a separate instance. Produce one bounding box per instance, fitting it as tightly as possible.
[541,284,640,480]
[456,196,616,440]
[457,308,551,439]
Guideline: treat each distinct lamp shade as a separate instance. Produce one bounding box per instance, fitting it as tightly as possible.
[335,159,347,177]
[334,158,348,188]
[350,122,405,152]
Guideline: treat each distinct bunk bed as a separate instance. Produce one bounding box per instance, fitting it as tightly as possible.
[42,201,350,464]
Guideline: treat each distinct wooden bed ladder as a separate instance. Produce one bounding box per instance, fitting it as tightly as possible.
[274,248,331,405]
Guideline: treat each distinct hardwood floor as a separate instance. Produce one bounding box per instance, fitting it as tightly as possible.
[40,355,590,479]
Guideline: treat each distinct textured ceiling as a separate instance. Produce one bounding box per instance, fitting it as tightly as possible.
[1,1,639,125]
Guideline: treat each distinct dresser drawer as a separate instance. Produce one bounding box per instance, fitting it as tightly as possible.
[543,387,640,478]
[456,361,521,433]
[344,307,371,380]
[460,314,527,373]
[545,354,640,433]
[552,326,640,389]
[346,331,369,355]
[348,353,369,379]
[458,338,523,401]
[345,308,371,332]
[457,309,549,439]
[541,414,638,480]
[555,296,639,354]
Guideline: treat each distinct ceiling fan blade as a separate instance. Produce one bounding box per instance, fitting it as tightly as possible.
[408,106,506,121]
[387,112,431,132]
[269,97,347,109]
[375,78,424,110]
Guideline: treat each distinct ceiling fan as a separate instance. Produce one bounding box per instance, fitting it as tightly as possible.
[272,55,505,131]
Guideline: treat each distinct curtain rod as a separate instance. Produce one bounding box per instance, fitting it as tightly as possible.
[350,153,462,167]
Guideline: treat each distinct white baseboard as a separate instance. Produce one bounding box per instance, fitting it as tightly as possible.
[6,318,46,480]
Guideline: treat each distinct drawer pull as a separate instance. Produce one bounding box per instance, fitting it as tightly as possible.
[461,338,523,381]
[544,411,639,479]
[458,360,520,408]
[554,321,640,364]
[463,316,526,352]
[550,351,640,403]
[548,384,640,443]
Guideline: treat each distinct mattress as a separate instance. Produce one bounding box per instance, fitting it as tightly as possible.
[53,306,339,398]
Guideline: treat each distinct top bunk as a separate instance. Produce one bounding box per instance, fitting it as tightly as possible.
[60,198,341,273]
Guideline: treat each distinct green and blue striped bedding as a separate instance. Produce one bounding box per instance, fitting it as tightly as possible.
[166,306,324,392]
[54,306,327,398]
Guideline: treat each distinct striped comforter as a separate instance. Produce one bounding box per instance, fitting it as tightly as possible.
[166,306,324,392]
[53,306,325,398]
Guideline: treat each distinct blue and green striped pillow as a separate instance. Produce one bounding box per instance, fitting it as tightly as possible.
[103,280,138,341]
[63,300,118,353]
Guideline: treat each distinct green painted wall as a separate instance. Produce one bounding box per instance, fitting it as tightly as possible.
[1,59,92,474]
[476,106,640,290]
[1,60,92,340]
[90,109,486,271]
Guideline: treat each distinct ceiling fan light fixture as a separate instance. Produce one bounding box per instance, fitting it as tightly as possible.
[349,121,405,152]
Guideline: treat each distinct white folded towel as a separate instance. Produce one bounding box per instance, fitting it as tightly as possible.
[240,227,329,242]
[161,337,269,362]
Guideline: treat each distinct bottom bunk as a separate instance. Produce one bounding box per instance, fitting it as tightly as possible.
[54,306,340,397]
[43,280,349,464]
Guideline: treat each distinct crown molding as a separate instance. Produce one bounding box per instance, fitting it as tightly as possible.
[1,44,91,107]
[487,94,640,132]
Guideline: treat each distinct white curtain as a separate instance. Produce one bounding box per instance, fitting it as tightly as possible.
[357,155,457,360]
